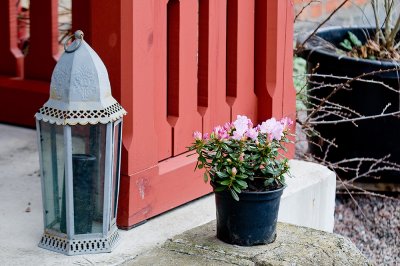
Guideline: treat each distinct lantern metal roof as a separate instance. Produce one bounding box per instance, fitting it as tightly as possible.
[35,30,126,125]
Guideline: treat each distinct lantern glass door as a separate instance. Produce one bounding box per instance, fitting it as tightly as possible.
[70,124,107,235]
[38,121,65,233]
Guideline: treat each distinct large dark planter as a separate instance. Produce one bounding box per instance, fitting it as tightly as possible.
[214,185,285,246]
[301,27,400,181]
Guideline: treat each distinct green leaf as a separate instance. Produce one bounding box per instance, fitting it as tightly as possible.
[235,174,248,179]
[220,180,231,186]
[198,163,203,169]
[230,189,240,201]
[264,178,275,186]
[348,31,362,47]
[232,184,241,193]
[203,172,208,183]
[214,186,226,192]
[236,180,248,189]
[339,39,352,51]
[264,167,276,175]
[216,171,228,178]
[221,143,233,152]
[280,176,286,185]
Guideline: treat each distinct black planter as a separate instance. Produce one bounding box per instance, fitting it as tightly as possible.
[301,27,400,181]
[214,185,285,246]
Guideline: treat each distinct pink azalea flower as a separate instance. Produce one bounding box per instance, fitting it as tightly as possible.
[213,126,229,140]
[246,128,259,140]
[231,167,237,176]
[193,131,202,140]
[223,122,233,131]
[270,122,284,141]
[259,118,277,134]
[203,133,209,140]
[232,131,243,140]
[280,117,293,129]
[233,115,253,140]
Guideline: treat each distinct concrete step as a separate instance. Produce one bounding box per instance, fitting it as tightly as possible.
[127,220,370,266]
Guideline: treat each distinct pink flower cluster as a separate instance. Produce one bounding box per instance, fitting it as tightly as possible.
[193,115,293,142]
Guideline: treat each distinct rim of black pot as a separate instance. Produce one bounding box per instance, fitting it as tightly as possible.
[299,26,400,69]
[211,181,286,201]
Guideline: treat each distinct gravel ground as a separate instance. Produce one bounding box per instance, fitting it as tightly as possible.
[334,194,400,265]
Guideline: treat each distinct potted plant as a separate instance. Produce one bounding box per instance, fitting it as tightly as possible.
[188,115,293,246]
[298,1,400,181]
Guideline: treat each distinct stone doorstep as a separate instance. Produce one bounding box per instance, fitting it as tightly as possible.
[128,220,371,266]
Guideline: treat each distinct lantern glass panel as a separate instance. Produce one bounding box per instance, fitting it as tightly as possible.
[70,124,107,235]
[38,121,65,233]
[111,121,122,223]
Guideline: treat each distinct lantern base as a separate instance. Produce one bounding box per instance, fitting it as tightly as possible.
[38,227,120,255]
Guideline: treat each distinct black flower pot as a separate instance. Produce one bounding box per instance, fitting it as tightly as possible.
[300,27,400,182]
[214,185,285,246]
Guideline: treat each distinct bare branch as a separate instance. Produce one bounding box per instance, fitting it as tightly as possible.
[299,0,350,49]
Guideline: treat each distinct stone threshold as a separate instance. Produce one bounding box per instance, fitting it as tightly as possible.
[127,220,371,266]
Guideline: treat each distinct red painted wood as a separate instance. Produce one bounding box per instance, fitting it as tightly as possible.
[226,0,257,122]
[255,0,286,120]
[118,154,212,228]
[0,77,49,127]
[24,0,59,81]
[123,0,159,173]
[90,0,159,175]
[154,0,173,161]
[0,0,295,228]
[167,0,202,155]
[72,0,92,44]
[282,0,296,157]
[0,0,24,77]
[255,0,295,154]
[199,0,230,133]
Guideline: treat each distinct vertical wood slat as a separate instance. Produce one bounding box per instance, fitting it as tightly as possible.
[154,0,173,160]
[282,0,296,157]
[199,0,230,133]
[282,0,296,119]
[168,0,202,155]
[72,0,92,45]
[226,0,257,122]
[254,0,285,120]
[0,0,24,77]
[90,0,159,175]
[24,0,59,81]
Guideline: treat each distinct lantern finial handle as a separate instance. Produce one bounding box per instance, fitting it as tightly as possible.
[64,30,84,53]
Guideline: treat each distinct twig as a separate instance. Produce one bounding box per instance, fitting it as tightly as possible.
[299,0,350,49]
[304,68,400,124]
[309,110,400,125]
[294,0,320,22]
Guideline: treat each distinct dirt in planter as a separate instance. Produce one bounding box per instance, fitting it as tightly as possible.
[334,194,400,265]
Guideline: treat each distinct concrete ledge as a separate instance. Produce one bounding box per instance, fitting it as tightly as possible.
[128,220,370,266]
[280,160,337,232]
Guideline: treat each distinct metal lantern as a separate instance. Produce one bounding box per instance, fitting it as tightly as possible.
[35,30,126,255]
